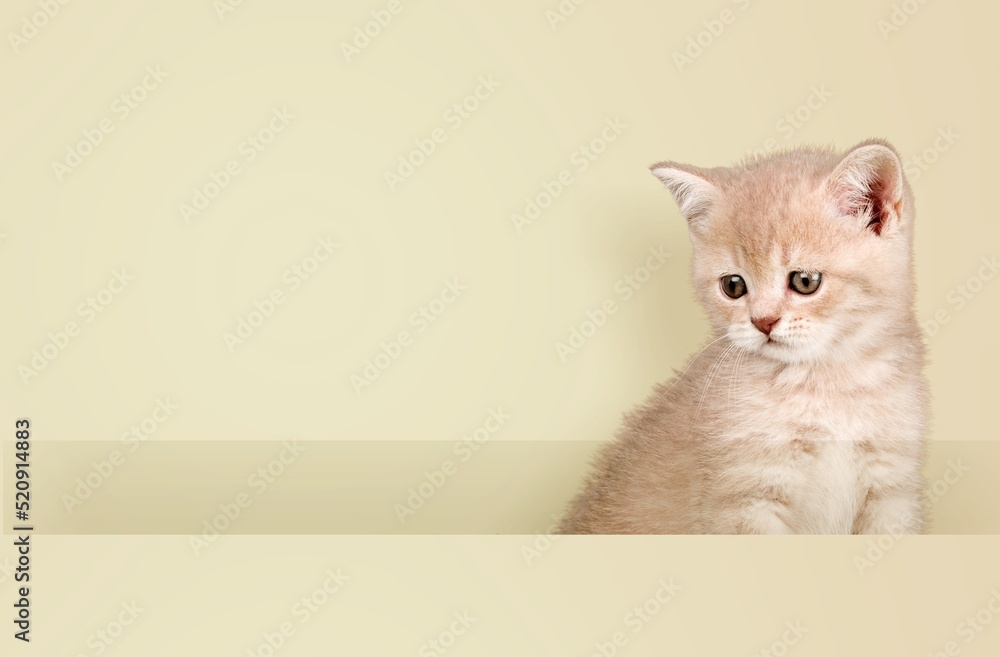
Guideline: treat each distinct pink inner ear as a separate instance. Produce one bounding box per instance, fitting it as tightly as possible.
[864,173,893,236]
[832,157,902,236]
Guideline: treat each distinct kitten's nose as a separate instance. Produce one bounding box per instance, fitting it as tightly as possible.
[751,316,779,336]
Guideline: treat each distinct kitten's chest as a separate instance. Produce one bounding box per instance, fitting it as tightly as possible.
[795,439,865,533]
[744,359,905,443]
[755,387,889,532]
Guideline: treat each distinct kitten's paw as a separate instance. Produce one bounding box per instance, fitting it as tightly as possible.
[727,501,794,534]
[853,494,925,534]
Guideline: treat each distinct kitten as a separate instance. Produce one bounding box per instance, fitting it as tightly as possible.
[559,140,930,534]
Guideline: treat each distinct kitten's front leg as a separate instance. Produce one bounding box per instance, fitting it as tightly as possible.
[852,489,925,534]
[713,497,794,534]
[710,460,797,534]
[737,499,794,534]
[853,437,927,535]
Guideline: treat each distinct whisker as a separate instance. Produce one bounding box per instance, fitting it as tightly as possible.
[696,342,740,419]
[728,346,748,409]
[655,334,728,401]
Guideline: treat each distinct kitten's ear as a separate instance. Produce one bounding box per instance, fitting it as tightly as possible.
[650,162,719,233]
[825,140,905,237]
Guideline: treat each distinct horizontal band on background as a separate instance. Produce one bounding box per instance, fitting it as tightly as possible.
[3,440,997,534]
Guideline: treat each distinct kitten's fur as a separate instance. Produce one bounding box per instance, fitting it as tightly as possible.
[560,139,929,534]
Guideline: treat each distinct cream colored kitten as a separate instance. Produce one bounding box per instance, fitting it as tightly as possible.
[560,139,929,534]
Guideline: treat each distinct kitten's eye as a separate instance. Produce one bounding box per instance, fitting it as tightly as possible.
[720,275,747,299]
[789,271,822,295]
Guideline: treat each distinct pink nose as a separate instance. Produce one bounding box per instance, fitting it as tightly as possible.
[752,316,779,335]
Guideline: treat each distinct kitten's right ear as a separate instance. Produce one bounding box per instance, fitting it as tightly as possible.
[649,162,719,232]
[825,140,905,237]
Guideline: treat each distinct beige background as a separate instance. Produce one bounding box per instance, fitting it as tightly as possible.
[1,0,998,653]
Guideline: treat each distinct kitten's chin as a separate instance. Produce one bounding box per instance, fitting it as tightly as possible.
[758,339,809,364]
[744,336,826,365]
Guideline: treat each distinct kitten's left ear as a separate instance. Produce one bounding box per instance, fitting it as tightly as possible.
[649,162,719,235]
[825,139,905,237]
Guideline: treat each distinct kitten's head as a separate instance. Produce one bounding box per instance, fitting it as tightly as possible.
[651,140,916,364]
